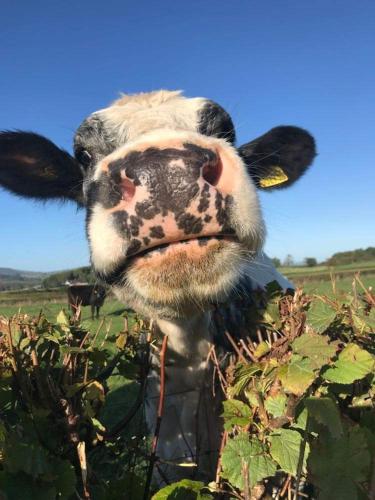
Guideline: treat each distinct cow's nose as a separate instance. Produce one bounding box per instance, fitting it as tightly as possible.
[117,146,223,203]
[201,156,222,186]
[100,140,236,256]
[120,175,136,202]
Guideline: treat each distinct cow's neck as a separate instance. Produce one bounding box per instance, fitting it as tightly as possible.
[155,312,213,362]
[146,310,222,485]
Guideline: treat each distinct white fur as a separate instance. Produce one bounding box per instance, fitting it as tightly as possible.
[87,204,126,274]
[96,90,205,145]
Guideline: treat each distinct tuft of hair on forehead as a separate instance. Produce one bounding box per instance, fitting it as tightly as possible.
[98,90,205,145]
[111,90,184,108]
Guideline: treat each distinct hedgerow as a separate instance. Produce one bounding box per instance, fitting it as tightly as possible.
[0,277,374,499]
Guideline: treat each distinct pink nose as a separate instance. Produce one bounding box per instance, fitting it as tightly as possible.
[102,142,235,257]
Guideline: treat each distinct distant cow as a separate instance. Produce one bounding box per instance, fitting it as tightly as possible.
[67,284,106,319]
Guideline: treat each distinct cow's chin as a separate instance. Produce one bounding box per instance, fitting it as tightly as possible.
[111,238,249,318]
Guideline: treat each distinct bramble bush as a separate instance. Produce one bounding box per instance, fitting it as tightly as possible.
[0,276,374,500]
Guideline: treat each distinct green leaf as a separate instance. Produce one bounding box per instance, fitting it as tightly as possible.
[43,333,61,345]
[222,399,252,430]
[221,433,277,489]
[53,460,77,499]
[152,479,210,499]
[232,363,262,395]
[262,302,281,328]
[19,337,31,350]
[4,439,51,479]
[269,428,310,475]
[0,471,56,500]
[292,333,338,370]
[278,355,316,395]
[323,343,375,384]
[64,382,86,397]
[104,472,146,500]
[56,310,69,326]
[265,280,283,297]
[352,309,375,334]
[253,341,270,359]
[306,299,337,333]
[264,394,287,418]
[309,426,371,498]
[304,397,343,438]
[116,332,128,350]
[85,380,105,402]
[292,408,308,431]
[0,421,6,442]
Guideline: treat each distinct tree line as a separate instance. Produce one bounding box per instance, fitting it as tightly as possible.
[42,266,95,288]
[272,246,375,268]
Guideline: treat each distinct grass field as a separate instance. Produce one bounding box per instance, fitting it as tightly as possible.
[0,263,373,336]
[0,292,129,335]
[280,260,375,279]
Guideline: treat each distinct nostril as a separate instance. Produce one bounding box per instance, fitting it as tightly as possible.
[202,159,222,186]
[121,177,136,201]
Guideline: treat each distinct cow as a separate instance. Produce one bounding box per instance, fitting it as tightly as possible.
[67,283,106,319]
[0,90,315,485]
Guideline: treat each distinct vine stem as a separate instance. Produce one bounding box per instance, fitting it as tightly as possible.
[143,334,168,500]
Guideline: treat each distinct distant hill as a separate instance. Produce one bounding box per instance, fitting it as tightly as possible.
[326,247,375,266]
[0,266,96,291]
[0,268,51,291]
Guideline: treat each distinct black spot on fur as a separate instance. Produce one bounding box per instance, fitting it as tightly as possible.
[74,115,118,169]
[135,200,160,219]
[127,239,142,256]
[215,192,225,226]
[197,182,211,213]
[204,214,212,223]
[111,211,130,237]
[149,226,165,239]
[143,237,151,246]
[176,213,203,235]
[198,100,236,144]
[130,215,143,237]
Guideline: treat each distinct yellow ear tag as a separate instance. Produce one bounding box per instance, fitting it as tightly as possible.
[259,166,288,188]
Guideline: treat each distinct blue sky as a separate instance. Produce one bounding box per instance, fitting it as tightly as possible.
[0,0,374,271]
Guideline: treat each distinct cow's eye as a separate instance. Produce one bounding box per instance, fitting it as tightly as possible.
[76,149,92,168]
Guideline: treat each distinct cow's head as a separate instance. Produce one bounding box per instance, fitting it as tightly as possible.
[0,91,315,317]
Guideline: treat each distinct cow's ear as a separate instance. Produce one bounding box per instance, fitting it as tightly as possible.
[0,131,84,204]
[237,126,316,189]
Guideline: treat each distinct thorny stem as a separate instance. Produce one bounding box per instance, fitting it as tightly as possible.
[5,320,18,373]
[225,330,248,364]
[25,324,49,406]
[210,345,228,392]
[239,338,257,362]
[280,475,292,498]
[77,441,90,499]
[215,430,227,487]
[355,273,375,306]
[143,334,168,500]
